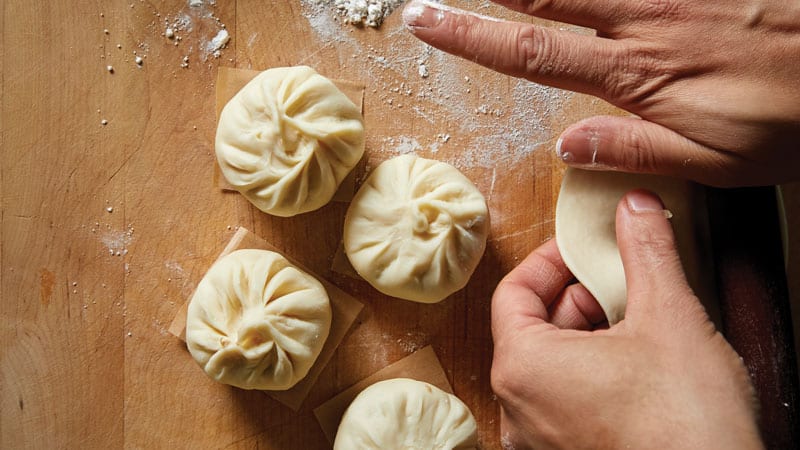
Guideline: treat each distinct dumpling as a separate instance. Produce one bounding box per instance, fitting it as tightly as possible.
[215,66,365,217]
[334,378,478,450]
[343,154,489,303]
[185,249,332,390]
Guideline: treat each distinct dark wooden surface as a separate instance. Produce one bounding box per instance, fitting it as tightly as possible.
[708,187,800,449]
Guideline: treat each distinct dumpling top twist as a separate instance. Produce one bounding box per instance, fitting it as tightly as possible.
[344,155,489,303]
[186,249,332,390]
[216,66,365,217]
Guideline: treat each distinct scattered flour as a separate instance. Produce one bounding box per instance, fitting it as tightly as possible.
[165,260,187,279]
[150,1,229,66]
[501,433,517,450]
[396,329,427,353]
[460,81,572,169]
[417,63,428,78]
[101,224,134,256]
[301,1,355,44]
[383,136,422,155]
[207,29,229,53]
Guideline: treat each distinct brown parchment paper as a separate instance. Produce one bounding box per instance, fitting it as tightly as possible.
[330,241,361,279]
[168,227,364,411]
[312,346,452,444]
[213,67,366,202]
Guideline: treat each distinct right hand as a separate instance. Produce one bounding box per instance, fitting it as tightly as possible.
[403,0,800,187]
[490,190,762,449]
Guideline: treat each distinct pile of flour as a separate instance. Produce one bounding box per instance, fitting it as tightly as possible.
[334,0,406,27]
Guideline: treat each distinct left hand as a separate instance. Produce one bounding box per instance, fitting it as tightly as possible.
[402,0,800,187]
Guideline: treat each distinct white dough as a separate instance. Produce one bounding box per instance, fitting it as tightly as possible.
[555,168,715,324]
[334,378,478,450]
[185,249,332,390]
[215,66,365,217]
[343,155,489,303]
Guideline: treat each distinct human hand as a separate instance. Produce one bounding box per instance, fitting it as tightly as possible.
[490,189,761,449]
[402,0,800,187]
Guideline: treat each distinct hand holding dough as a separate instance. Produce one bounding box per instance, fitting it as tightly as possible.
[186,249,332,390]
[344,154,489,303]
[215,66,365,217]
[555,168,713,324]
[491,204,758,449]
[334,378,478,450]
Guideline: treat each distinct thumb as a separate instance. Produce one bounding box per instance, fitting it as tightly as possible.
[556,116,739,187]
[615,189,705,326]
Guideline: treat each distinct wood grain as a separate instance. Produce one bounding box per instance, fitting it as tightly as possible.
[708,187,800,448]
[2,1,797,449]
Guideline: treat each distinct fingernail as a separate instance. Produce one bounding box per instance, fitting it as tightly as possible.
[556,127,608,168]
[626,189,666,213]
[403,0,444,29]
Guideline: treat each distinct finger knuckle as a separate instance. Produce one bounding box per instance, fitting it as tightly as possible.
[445,14,476,49]
[490,362,519,401]
[489,346,530,402]
[632,228,678,266]
[635,0,686,21]
[618,125,659,172]
[605,45,672,107]
[518,26,559,78]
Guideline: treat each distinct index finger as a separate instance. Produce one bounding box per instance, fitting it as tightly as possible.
[491,239,573,342]
[402,0,624,98]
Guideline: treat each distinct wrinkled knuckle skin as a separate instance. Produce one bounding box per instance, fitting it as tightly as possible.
[618,125,659,172]
[605,46,670,108]
[602,48,643,104]
[631,228,678,268]
[518,26,558,78]
[636,0,685,21]
[442,13,478,53]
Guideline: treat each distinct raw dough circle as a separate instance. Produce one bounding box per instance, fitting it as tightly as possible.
[215,66,365,217]
[555,168,703,324]
[186,249,332,390]
[343,154,489,303]
[334,378,478,450]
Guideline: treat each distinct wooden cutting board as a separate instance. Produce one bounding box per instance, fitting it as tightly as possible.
[2,1,796,448]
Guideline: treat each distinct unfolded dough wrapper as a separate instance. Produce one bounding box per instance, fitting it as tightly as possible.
[186,249,332,390]
[343,154,489,303]
[334,378,478,450]
[555,168,712,325]
[215,66,365,217]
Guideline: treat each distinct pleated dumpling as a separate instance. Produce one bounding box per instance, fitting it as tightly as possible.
[215,66,365,217]
[343,155,489,303]
[185,249,332,390]
[334,378,478,450]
